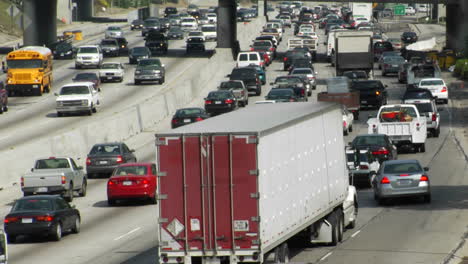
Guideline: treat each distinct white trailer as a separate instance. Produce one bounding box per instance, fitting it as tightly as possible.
[156,102,358,264]
[351,3,373,22]
[368,104,427,152]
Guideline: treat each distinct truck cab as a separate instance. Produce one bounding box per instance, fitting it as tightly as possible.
[55,82,100,116]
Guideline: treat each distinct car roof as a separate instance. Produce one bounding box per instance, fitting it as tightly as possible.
[18,195,62,200]
[382,159,420,165]
[63,81,94,87]
[292,68,312,71]
[420,78,444,81]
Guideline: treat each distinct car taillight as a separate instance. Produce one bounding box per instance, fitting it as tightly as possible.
[384,64,389,68]
[225,99,234,104]
[86,157,91,166]
[360,165,369,169]
[381,176,391,184]
[432,113,437,121]
[441,87,447,92]
[376,91,381,95]
[289,98,295,102]
[116,155,124,163]
[343,121,347,128]
[283,57,288,61]
[172,118,178,124]
[300,89,305,96]
[36,215,54,222]
[108,179,116,186]
[372,147,389,155]
[61,175,66,184]
[141,179,149,185]
[195,117,203,121]
[269,47,274,51]
[420,175,429,182]
[4,216,20,223]
[256,77,260,84]
[400,174,410,177]
[21,177,24,187]
[250,48,254,51]
[205,100,212,104]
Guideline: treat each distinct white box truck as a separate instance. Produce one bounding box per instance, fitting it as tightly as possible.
[334,30,374,76]
[156,102,358,264]
[351,3,373,22]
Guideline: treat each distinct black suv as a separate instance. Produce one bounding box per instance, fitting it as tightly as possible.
[351,80,388,108]
[145,31,168,55]
[186,37,205,53]
[100,38,120,57]
[228,67,261,96]
[401,31,418,44]
[52,42,74,59]
[113,37,129,55]
[164,7,178,17]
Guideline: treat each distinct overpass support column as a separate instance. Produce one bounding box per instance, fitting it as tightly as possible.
[23,0,57,46]
[446,0,465,51]
[217,0,237,51]
[76,0,93,21]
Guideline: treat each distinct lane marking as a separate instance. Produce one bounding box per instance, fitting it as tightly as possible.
[351,230,361,238]
[114,227,141,241]
[319,252,333,261]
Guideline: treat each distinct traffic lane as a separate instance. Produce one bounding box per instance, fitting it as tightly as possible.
[0,35,218,149]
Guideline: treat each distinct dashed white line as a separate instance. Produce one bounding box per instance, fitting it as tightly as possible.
[114,227,141,241]
[351,230,361,238]
[319,252,333,262]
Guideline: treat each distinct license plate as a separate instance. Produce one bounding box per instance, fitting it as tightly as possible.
[107,77,112,80]
[144,76,151,79]
[392,65,398,67]
[173,35,178,37]
[99,160,108,165]
[36,187,48,193]
[398,179,411,185]
[215,101,221,104]
[60,53,64,56]
[22,218,33,224]
[361,100,367,103]
[184,119,191,123]
[123,181,132,186]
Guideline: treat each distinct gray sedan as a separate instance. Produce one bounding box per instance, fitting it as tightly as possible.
[372,159,431,204]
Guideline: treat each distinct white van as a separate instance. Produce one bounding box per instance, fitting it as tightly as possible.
[326,28,348,63]
[236,52,263,68]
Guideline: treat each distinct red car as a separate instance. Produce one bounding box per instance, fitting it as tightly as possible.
[107,163,158,205]
[0,81,8,114]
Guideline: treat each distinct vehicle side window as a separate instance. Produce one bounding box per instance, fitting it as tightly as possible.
[122,144,130,153]
[55,198,70,210]
[151,164,157,175]
[239,54,248,61]
[70,159,79,170]
[249,54,259,60]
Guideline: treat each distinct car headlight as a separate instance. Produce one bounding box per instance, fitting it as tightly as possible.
[66,50,72,54]
[154,70,161,73]
[56,101,63,107]
[81,99,89,106]
[135,70,141,74]
[141,55,148,59]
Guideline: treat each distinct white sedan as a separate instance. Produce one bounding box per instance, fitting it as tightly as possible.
[418,78,448,104]
[342,106,354,136]
[99,62,125,83]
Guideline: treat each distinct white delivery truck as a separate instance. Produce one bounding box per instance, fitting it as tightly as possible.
[0,230,7,264]
[368,104,427,152]
[351,3,373,22]
[326,28,348,63]
[334,30,374,76]
[156,102,358,264]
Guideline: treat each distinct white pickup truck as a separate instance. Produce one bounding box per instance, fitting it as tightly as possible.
[21,157,87,202]
[368,104,427,152]
[55,82,100,117]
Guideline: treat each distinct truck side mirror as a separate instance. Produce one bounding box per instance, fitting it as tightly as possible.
[31,168,34,172]
[423,167,429,171]
[77,166,83,170]
[1,61,6,73]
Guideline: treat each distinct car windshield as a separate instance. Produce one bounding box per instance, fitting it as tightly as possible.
[388,38,401,43]
[176,108,203,117]
[202,26,216,32]
[292,69,312,75]
[12,199,54,212]
[420,80,444,86]
[75,73,97,80]
[231,69,255,78]
[275,77,301,84]
[268,89,294,98]
[182,18,195,23]
[344,71,367,79]
[101,63,120,69]
[144,20,159,26]
[189,32,203,36]
[414,103,433,113]
[385,57,405,63]
[60,86,90,95]
[78,47,98,53]
[220,82,243,89]
[114,166,148,176]
[351,81,383,90]
[90,144,121,155]
[384,162,422,174]
[375,42,392,49]
[101,40,116,45]
[7,59,42,69]
[253,41,271,47]
[208,91,231,99]
[353,136,386,146]
[35,158,70,169]
[138,59,161,67]
[131,47,148,55]
[404,90,432,99]
[56,43,72,51]
[108,26,121,31]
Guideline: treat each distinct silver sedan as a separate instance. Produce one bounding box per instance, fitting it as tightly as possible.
[372,159,431,204]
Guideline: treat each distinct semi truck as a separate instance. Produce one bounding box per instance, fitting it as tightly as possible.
[155,102,358,264]
[335,31,374,76]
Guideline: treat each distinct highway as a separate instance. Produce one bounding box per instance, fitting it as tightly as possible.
[1,3,467,264]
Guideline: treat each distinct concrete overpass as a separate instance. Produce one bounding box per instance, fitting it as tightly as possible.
[17,0,468,53]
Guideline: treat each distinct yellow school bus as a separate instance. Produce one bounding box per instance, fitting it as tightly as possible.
[5,46,53,96]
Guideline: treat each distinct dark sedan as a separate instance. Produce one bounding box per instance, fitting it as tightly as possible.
[52,42,74,59]
[86,142,137,177]
[350,134,398,163]
[374,41,394,61]
[186,37,205,53]
[131,19,144,30]
[167,27,184,40]
[402,88,434,102]
[72,72,101,91]
[401,31,418,44]
[265,88,302,102]
[171,107,209,128]
[204,90,238,115]
[4,195,80,242]
[351,80,387,108]
[128,47,151,64]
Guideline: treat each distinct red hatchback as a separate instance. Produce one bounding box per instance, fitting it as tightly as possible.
[107,163,158,206]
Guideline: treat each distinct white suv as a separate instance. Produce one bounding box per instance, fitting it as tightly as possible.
[418,78,448,104]
[55,82,100,116]
[75,45,103,69]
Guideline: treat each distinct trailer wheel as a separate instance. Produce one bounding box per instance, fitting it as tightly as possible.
[420,143,426,153]
[336,210,344,242]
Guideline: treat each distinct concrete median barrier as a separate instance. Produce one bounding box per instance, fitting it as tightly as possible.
[0,17,266,188]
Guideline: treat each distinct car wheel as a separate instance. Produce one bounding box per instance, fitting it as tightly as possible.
[135,80,140,85]
[3,105,8,112]
[349,125,353,132]
[445,99,449,104]
[382,71,386,76]
[256,87,261,96]
[423,194,431,203]
[108,199,116,206]
[75,64,81,69]
[0,107,3,114]
[336,210,344,242]
[92,106,97,113]
[51,222,62,241]
[353,112,359,120]
[79,179,87,197]
[7,234,16,243]
[245,100,249,106]
[65,184,74,202]
[420,143,426,153]
[72,217,81,233]
[307,91,312,96]
[150,189,158,205]
[434,127,440,138]
[344,128,349,136]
